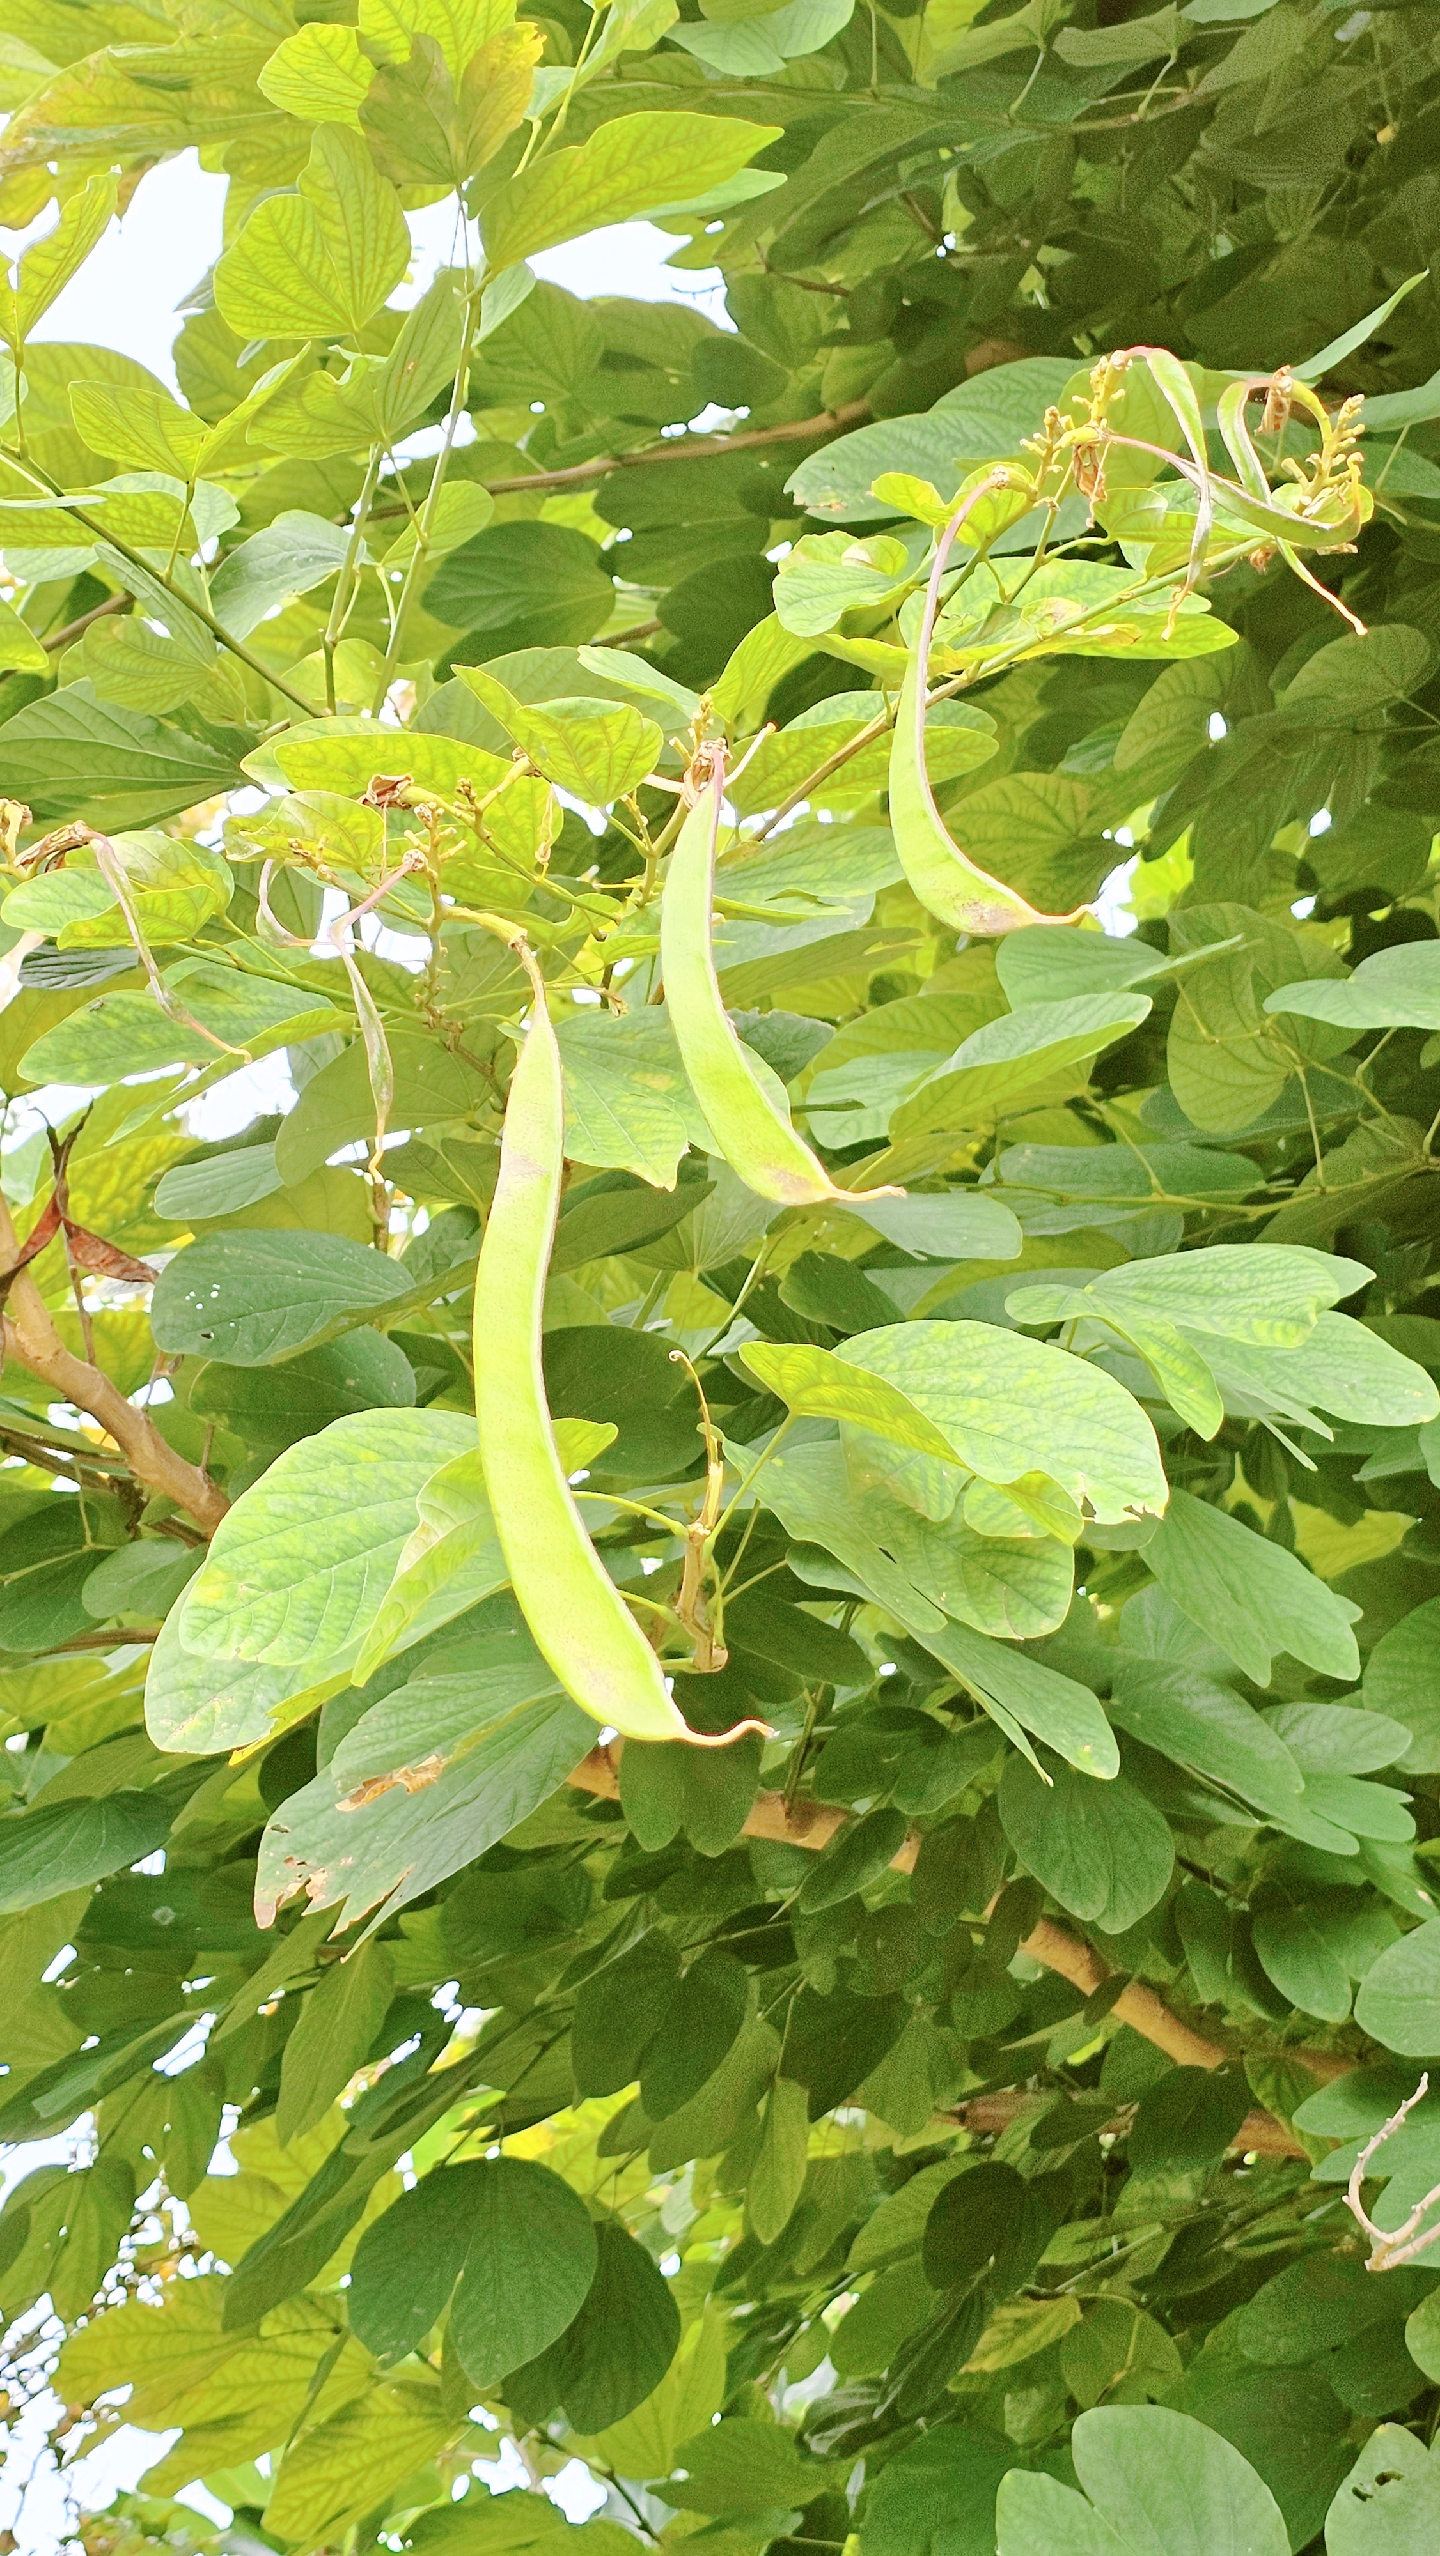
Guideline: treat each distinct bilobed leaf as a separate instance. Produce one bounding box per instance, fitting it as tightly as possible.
[257,21,376,124]
[263,2379,451,2549]
[1065,1244,1370,1347]
[838,1189,1022,1261]
[459,670,663,801]
[349,1442,512,1678]
[447,2156,598,2390]
[1364,1597,1440,1772]
[0,593,48,673]
[0,1790,178,1916]
[19,971,342,1085]
[748,2076,810,2244]
[891,995,1152,1138]
[1326,2429,1440,2555]
[1146,1488,1362,1684]
[740,1340,963,1462]
[144,1603,318,1755]
[3,175,116,346]
[555,1006,708,1190]
[770,1438,1077,1654]
[999,1752,1173,1928]
[69,378,209,477]
[997,2469,1138,2556]
[1075,2406,1289,2556]
[837,1321,1168,1524]
[215,126,410,340]
[1354,1920,1440,2056]
[506,2220,681,2431]
[178,1409,474,1668]
[481,113,783,268]
[209,512,356,639]
[1265,941,1440,1032]
[253,1674,593,1928]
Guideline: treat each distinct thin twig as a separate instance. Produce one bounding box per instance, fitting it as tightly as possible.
[1344,2074,1440,2271]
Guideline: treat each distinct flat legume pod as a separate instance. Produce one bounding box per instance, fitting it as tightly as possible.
[661,751,900,1207]
[474,941,760,1744]
[888,477,1086,937]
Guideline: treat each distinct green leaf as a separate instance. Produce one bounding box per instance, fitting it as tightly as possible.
[0,684,247,827]
[555,1007,711,1191]
[0,1789,177,1917]
[257,21,376,124]
[890,995,1152,1140]
[2,175,116,348]
[1146,1487,1362,1684]
[836,1189,1022,1262]
[449,2157,598,2389]
[18,970,342,1085]
[1354,1919,1440,2056]
[666,2415,826,2516]
[350,1442,511,1679]
[837,1319,1167,1524]
[424,520,616,647]
[215,126,409,342]
[209,511,355,639]
[1250,1894,1354,2024]
[150,1230,471,1366]
[1326,2429,1440,2556]
[481,113,783,268]
[274,1939,395,2146]
[178,1409,474,1669]
[999,1752,1173,1929]
[768,1439,1077,1655]
[997,2406,1288,2556]
[1106,1657,1305,1822]
[1265,942,1440,1032]
[787,360,1075,524]
[748,2075,810,2244]
[264,2380,451,2550]
[69,377,209,478]
[507,2220,681,2431]
[997,2474,1120,2556]
[1037,1244,1368,1348]
[739,1340,963,1463]
[0,592,48,674]
[254,1669,593,1928]
[458,670,663,802]
[144,1604,320,1756]
[1364,1598,1440,1774]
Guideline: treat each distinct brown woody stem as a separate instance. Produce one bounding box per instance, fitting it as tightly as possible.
[566,1745,1348,2152]
[0,1193,228,1534]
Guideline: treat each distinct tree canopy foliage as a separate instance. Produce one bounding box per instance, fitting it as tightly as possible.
[6,1,1440,2550]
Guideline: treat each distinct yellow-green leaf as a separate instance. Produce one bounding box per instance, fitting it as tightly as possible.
[0,592,46,674]
[258,22,376,126]
[480,111,782,270]
[263,2378,451,2546]
[3,174,116,349]
[214,126,410,343]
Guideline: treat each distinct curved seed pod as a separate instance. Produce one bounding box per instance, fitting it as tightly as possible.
[475,936,763,1747]
[661,752,900,1208]
[888,473,1087,937]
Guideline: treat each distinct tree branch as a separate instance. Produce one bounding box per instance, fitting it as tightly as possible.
[0,1194,227,1535]
[372,400,873,513]
[1343,2072,1440,2269]
[566,1746,1348,2145]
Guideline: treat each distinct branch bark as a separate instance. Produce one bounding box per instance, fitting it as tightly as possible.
[566,1744,1348,2156]
[372,400,874,513]
[0,1194,228,1535]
